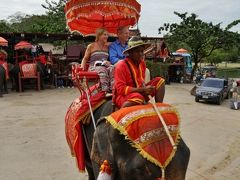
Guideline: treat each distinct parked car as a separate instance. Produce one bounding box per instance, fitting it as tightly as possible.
[193,65,217,84]
[201,65,217,78]
[195,78,232,105]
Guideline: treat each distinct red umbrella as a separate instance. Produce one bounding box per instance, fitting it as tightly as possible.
[0,37,8,46]
[14,41,32,50]
[176,48,188,54]
[65,0,141,36]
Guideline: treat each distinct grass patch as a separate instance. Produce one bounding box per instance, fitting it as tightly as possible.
[217,68,240,78]
[217,63,240,68]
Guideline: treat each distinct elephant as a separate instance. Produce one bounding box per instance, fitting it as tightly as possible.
[0,65,7,97]
[81,100,190,180]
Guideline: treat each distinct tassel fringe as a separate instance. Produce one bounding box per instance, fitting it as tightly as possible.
[97,160,112,180]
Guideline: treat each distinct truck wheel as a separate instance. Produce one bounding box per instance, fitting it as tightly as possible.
[216,96,222,105]
[195,96,199,102]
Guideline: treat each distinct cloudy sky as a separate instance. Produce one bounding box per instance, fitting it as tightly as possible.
[0,0,239,36]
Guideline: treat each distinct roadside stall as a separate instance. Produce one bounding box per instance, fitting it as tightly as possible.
[169,51,193,83]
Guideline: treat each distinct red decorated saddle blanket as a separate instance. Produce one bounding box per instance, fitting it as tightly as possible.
[65,83,106,172]
[106,103,180,168]
[20,63,37,77]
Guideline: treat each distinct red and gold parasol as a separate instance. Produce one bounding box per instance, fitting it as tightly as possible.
[14,41,32,50]
[65,0,141,36]
[0,37,8,46]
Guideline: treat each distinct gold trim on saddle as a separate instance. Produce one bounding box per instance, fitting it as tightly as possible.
[106,103,181,172]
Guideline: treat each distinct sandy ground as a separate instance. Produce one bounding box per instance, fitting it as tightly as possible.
[0,84,239,180]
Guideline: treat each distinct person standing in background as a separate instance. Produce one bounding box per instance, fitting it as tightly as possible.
[31,43,37,58]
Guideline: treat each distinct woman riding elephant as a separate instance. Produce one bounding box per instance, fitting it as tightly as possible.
[81,28,113,95]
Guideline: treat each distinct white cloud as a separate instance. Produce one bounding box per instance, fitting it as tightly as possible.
[139,0,240,36]
[0,0,46,19]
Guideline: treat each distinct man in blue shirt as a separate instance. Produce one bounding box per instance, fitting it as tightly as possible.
[109,26,130,65]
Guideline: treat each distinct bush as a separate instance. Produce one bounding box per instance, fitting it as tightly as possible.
[145,60,169,78]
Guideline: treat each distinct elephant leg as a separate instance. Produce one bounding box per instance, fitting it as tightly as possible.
[0,66,4,96]
[0,77,3,94]
[91,122,118,180]
[10,65,20,92]
[0,82,2,97]
[82,123,97,180]
[166,138,190,180]
[3,78,8,94]
[36,61,46,89]
[85,145,96,180]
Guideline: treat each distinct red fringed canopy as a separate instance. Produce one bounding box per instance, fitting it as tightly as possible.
[65,0,141,36]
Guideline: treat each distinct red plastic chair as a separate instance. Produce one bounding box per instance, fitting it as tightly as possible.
[71,64,100,97]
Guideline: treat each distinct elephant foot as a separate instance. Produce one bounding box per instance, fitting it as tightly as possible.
[15,87,20,92]
[41,83,45,90]
[0,93,3,97]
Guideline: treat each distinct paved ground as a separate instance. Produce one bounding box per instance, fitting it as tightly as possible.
[0,83,239,180]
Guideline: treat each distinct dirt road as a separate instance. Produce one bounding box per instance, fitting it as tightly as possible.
[0,84,239,180]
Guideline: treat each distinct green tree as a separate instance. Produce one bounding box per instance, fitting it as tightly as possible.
[0,20,12,32]
[41,0,67,33]
[0,0,68,33]
[10,15,50,33]
[206,49,228,65]
[159,12,240,78]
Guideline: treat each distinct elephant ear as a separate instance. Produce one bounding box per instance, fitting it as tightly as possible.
[91,119,114,166]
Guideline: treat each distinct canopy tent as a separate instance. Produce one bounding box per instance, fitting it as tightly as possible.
[176,48,188,54]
